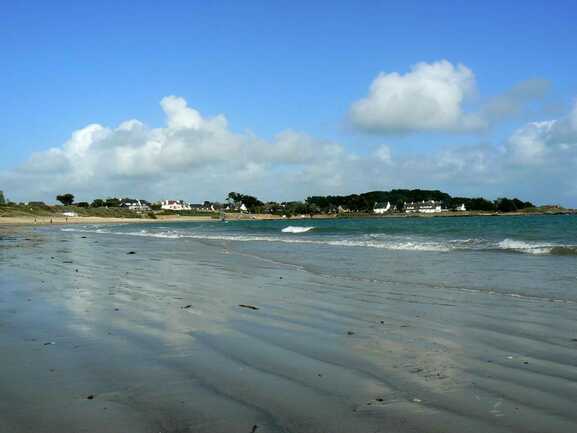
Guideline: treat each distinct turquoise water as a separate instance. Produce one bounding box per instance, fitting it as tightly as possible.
[61,215,577,302]
[66,214,577,255]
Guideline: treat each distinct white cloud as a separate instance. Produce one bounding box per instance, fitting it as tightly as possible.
[2,96,345,202]
[350,62,552,135]
[350,60,485,133]
[506,101,577,164]
[374,144,392,163]
[2,96,577,207]
[507,120,554,163]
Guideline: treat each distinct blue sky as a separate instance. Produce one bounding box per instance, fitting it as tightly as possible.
[1,0,577,205]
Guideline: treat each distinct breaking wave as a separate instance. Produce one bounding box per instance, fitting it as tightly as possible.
[61,227,450,251]
[281,226,315,234]
[497,239,577,255]
[60,228,577,255]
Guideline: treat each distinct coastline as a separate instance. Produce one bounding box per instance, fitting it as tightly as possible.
[1,209,572,227]
[0,213,284,226]
[0,215,214,226]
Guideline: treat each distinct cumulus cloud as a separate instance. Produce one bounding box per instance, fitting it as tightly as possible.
[350,61,551,134]
[1,96,346,202]
[506,101,577,164]
[2,95,577,206]
[350,60,485,133]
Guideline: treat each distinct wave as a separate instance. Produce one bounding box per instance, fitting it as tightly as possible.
[60,228,454,252]
[60,228,577,256]
[281,226,315,234]
[497,239,577,255]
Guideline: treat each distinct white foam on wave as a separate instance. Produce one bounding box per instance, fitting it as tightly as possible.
[281,226,315,234]
[61,227,110,234]
[326,239,451,252]
[61,227,451,252]
[497,239,553,255]
[61,228,574,255]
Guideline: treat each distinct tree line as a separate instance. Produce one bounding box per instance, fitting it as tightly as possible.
[54,194,154,209]
[305,189,534,213]
[227,189,535,214]
[0,189,537,214]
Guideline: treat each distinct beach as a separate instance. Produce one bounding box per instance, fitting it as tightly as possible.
[0,213,286,226]
[1,216,576,433]
[0,215,215,226]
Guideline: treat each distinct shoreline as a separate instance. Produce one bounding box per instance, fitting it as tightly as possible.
[0,209,573,227]
[0,215,215,226]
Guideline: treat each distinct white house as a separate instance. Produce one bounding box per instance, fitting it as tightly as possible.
[62,211,78,217]
[161,200,192,211]
[373,201,391,214]
[456,203,466,211]
[224,202,248,212]
[405,200,443,214]
[121,200,151,212]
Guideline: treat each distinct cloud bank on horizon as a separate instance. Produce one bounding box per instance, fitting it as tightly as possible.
[2,60,576,206]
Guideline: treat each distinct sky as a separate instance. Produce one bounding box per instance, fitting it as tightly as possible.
[1,0,577,206]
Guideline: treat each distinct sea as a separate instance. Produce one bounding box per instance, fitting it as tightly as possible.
[62,214,577,302]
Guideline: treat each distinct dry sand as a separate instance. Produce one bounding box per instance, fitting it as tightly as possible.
[0,213,288,226]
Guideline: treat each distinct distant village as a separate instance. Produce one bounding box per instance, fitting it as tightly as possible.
[116,198,468,215]
[81,198,466,215]
[0,188,556,218]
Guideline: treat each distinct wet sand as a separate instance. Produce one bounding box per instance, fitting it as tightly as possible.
[1,225,576,433]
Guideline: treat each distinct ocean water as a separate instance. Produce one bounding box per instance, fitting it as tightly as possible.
[62,214,577,254]
[61,214,577,302]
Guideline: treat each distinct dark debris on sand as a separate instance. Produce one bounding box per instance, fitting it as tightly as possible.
[239,304,259,310]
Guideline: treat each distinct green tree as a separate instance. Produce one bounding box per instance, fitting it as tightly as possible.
[512,198,534,210]
[104,198,121,208]
[227,192,242,205]
[0,190,5,205]
[225,192,263,212]
[240,194,263,212]
[495,198,517,212]
[76,202,90,208]
[56,193,75,206]
[91,199,105,208]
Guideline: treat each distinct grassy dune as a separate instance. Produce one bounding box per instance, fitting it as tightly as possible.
[0,203,145,219]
